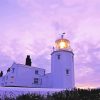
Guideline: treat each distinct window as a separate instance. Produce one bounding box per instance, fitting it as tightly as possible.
[57,54,60,59]
[66,69,69,75]
[34,78,39,84]
[11,76,14,81]
[35,70,39,75]
[33,78,42,85]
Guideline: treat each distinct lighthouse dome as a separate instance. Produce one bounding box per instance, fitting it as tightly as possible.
[55,38,70,50]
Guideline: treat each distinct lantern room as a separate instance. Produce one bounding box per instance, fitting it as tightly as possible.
[55,33,70,50]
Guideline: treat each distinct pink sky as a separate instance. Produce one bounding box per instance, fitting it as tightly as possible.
[0,0,100,88]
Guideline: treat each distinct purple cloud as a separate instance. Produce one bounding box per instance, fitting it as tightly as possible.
[0,0,100,88]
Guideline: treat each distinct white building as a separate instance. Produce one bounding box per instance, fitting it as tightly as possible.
[0,34,75,89]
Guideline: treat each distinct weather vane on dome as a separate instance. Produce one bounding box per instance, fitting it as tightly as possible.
[61,32,66,39]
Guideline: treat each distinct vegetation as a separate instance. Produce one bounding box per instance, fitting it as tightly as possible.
[1,88,100,100]
[16,94,44,100]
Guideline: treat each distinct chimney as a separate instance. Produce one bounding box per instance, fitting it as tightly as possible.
[25,55,32,66]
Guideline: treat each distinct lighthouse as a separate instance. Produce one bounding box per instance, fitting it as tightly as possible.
[0,33,75,89]
[51,33,75,89]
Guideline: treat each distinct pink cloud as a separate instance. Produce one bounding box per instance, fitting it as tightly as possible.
[0,0,100,88]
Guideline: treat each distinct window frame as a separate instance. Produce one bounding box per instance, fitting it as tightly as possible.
[66,69,70,75]
[34,78,39,84]
[35,70,39,75]
[57,54,60,60]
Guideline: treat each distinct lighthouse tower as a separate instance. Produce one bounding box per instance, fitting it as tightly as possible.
[51,33,75,89]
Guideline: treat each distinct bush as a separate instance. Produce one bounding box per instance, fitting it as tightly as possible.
[16,93,44,100]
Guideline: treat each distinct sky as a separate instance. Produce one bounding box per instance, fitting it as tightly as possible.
[0,0,100,88]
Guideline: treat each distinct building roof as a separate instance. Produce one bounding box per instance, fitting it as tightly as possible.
[11,62,45,70]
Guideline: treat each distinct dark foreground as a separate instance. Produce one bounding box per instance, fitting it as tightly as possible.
[2,88,100,100]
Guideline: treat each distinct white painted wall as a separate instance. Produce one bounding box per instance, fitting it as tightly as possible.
[51,50,75,89]
[42,73,52,88]
[3,63,45,88]
[0,77,2,86]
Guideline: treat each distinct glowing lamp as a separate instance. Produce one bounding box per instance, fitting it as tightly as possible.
[55,38,70,50]
[59,41,66,49]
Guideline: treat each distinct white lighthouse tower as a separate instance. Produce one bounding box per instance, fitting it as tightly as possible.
[51,33,75,89]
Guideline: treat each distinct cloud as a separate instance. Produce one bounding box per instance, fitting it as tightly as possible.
[74,41,100,88]
[0,0,100,88]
